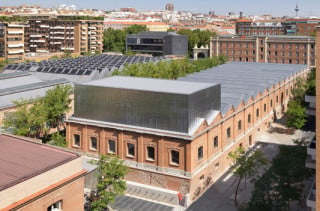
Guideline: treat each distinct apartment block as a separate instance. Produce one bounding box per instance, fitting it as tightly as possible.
[211,35,316,66]
[24,16,103,55]
[236,19,320,36]
[236,19,285,36]
[0,22,24,62]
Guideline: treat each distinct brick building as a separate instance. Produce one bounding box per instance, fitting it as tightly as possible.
[236,19,285,36]
[283,19,320,35]
[0,134,86,210]
[24,15,103,55]
[0,72,70,127]
[0,22,24,62]
[66,62,309,203]
[236,18,320,36]
[211,35,316,66]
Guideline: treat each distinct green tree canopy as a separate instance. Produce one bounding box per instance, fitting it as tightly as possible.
[2,84,73,139]
[103,25,147,53]
[113,55,226,79]
[176,29,217,56]
[228,147,268,205]
[240,143,313,211]
[91,155,128,210]
[286,100,306,129]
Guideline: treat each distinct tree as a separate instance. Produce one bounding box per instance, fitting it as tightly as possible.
[103,25,147,53]
[113,56,226,79]
[306,68,315,96]
[228,147,268,205]
[91,155,128,210]
[125,24,148,34]
[43,84,73,130]
[176,29,217,56]
[3,99,48,138]
[2,84,73,139]
[286,100,306,129]
[240,142,313,211]
[290,77,307,105]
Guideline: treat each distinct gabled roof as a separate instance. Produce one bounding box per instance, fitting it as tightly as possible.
[178,62,307,116]
[0,134,78,191]
[0,72,69,110]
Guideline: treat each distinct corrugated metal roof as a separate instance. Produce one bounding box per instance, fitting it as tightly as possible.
[83,76,217,95]
[0,72,70,109]
[0,134,78,191]
[178,62,307,115]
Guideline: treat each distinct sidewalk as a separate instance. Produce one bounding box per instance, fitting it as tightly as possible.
[188,122,314,211]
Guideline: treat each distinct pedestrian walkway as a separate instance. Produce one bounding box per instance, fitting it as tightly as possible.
[188,119,315,211]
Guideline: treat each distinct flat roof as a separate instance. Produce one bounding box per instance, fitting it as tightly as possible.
[178,62,307,114]
[82,76,217,95]
[0,134,78,191]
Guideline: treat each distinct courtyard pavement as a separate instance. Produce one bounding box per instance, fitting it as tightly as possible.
[187,117,315,211]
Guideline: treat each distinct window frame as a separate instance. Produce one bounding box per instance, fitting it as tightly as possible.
[170,150,180,166]
[198,146,203,161]
[126,142,135,158]
[238,120,242,131]
[146,146,155,161]
[90,136,98,151]
[227,127,231,139]
[107,139,116,154]
[213,136,218,148]
[73,134,80,147]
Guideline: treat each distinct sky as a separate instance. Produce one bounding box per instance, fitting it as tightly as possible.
[0,0,320,17]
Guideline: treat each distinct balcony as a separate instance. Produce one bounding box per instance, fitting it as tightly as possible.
[7,24,24,28]
[306,180,315,211]
[8,43,24,48]
[305,95,315,116]
[30,35,42,38]
[7,30,23,35]
[7,49,24,54]
[307,138,316,159]
[306,137,316,169]
[50,42,62,45]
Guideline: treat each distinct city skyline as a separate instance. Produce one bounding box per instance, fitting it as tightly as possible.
[0,0,319,17]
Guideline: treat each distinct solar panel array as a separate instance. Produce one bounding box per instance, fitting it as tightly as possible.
[4,54,166,76]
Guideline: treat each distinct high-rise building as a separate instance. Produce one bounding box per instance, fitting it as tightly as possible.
[24,15,103,55]
[0,22,24,62]
[165,3,174,11]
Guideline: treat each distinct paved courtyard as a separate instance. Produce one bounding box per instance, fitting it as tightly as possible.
[188,118,315,211]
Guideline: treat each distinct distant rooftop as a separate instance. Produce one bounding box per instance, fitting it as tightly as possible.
[3,54,168,83]
[128,31,182,38]
[218,34,314,40]
[0,134,78,191]
[83,76,216,95]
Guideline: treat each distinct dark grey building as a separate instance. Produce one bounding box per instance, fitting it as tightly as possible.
[126,32,188,56]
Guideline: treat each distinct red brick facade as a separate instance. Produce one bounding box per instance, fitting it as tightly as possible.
[66,67,308,201]
[211,36,316,66]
